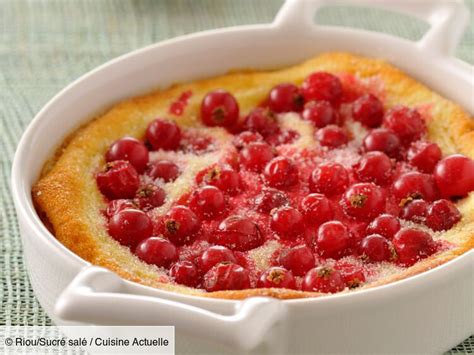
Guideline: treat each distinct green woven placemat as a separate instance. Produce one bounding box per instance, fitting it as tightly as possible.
[1,0,473,353]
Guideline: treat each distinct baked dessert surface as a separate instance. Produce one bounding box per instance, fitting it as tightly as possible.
[33,52,474,299]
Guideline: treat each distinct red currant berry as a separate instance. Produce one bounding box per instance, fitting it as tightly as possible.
[301,72,343,104]
[106,137,149,173]
[211,215,263,251]
[299,193,333,226]
[199,246,236,273]
[203,263,250,291]
[266,129,300,147]
[352,94,384,127]
[354,151,393,186]
[316,221,351,259]
[302,266,345,293]
[425,199,461,231]
[393,172,439,204]
[97,160,140,199]
[258,267,296,289]
[268,83,304,113]
[200,90,239,127]
[362,128,401,158]
[239,142,274,172]
[316,125,348,148]
[383,106,426,144]
[253,188,289,213]
[108,209,153,247]
[263,157,298,188]
[135,184,166,211]
[135,236,178,267]
[197,166,242,195]
[146,119,181,150]
[147,160,180,182]
[105,199,136,218]
[278,245,315,276]
[366,214,400,239]
[434,154,474,199]
[393,228,434,266]
[163,206,201,245]
[342,182,386,220]
[360,234,392,262]
[399,200,429,223]
[188,185,226,219]
[232,131,263,149]
[335,262,366,288]
[302,101,337,128]
[309,162,349,196]
[271,206,304,238]
[408,141,442,173]
[243,107,279,137]
[170,261,200,287]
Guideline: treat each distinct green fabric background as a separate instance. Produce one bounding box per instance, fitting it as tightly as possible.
[1,0,473,352]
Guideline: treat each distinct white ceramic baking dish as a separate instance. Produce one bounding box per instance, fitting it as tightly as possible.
[11,0,474,353]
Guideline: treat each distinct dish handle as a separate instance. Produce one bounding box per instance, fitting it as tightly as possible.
[54,266,286,351]
[274,0,469,59]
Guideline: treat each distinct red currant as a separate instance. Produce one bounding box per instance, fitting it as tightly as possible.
[278,245,315,276]
[169,261,200,287]
[200,90,239,127]
[146,119,181,150]
[299,193,333,226]
[105,199,136,218]
[135,236,178,267]
[163,206,201,245]
[106,137,149,173]
[316,221,351,259]
[232,131,263,149]
[211,215,263,251]
[360,234,392,262]
[253,188,289,213]
[268,83,304,113]
[302,267,345,293]
[301,72,343,104]
[197,166,242,196]
[342,182,386,220]
[243,107,279,137]
[199,246,236,273]
[316,125,348,148]
[354,151,393,186]
[393,228,434,266]
[399,200,428,223]
[352,94,384,127]
[97,160,140,199]
[408,141,442,173]
[263,157,298,188]
[392,172,439,204]
[366,214,400,239]
[271,206,304,238]
[147,160,180,182]
[362,128,401,158]
[188,185,225,219]
[335,262,366,288]
[239,142,274,172]
[302,101,337,128]
[258,267,296,289]
[425,199,461,231]
[135,184,166,211]
[108,209,153,247]
[383,106,426,144]
[203,263,250,291]
[434,154,474,198]
[309,162,349,196]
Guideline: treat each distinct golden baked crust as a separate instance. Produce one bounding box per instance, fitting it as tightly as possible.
[32,52,474,299]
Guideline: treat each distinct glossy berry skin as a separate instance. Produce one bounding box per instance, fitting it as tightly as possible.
[366,214,400,240]
[211,215,263,251]
[147,160,180,182]
[188,185,226,219]
[309,162,349,196]
[199,246,236,273]
[383,106,426,144]
[434,154,474,198]
[341,182,386,220]
[146,119,181,150]
[270,206,304,238]
[316,221,351,259]
[169,261,200,287]
[108,209,153,247]
[258,267,296,289]
[302,101,337,128]
[301,72,343,104]
[197,166,241,195]
[135,184,166,211]
[278,245,315,276]
[425,199,461,231]
[239,142,274,172]
[360,234,392,262]
[263,157,298,188]
[268,83,304,113]
[355,151,393,186]
[135,236,178,268]
[253,188,289,213]
[203,263,250,292]
[393,228,434,266]
[362,128,401,158]
[392,172,439,204]
[233,131,263,149]
[299,193,333,226]
[163,206,201,245]
[106,137,149,173]
[316,125,348,148]
[105,199,136,218]
[399,200,429,223]
[335,262,366,288]
[200,90,239,127]
[243,108,279,137]
[408,141,442,173]
[302,267,345,293]
[97,160,140,199]
[352,94,384,127]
